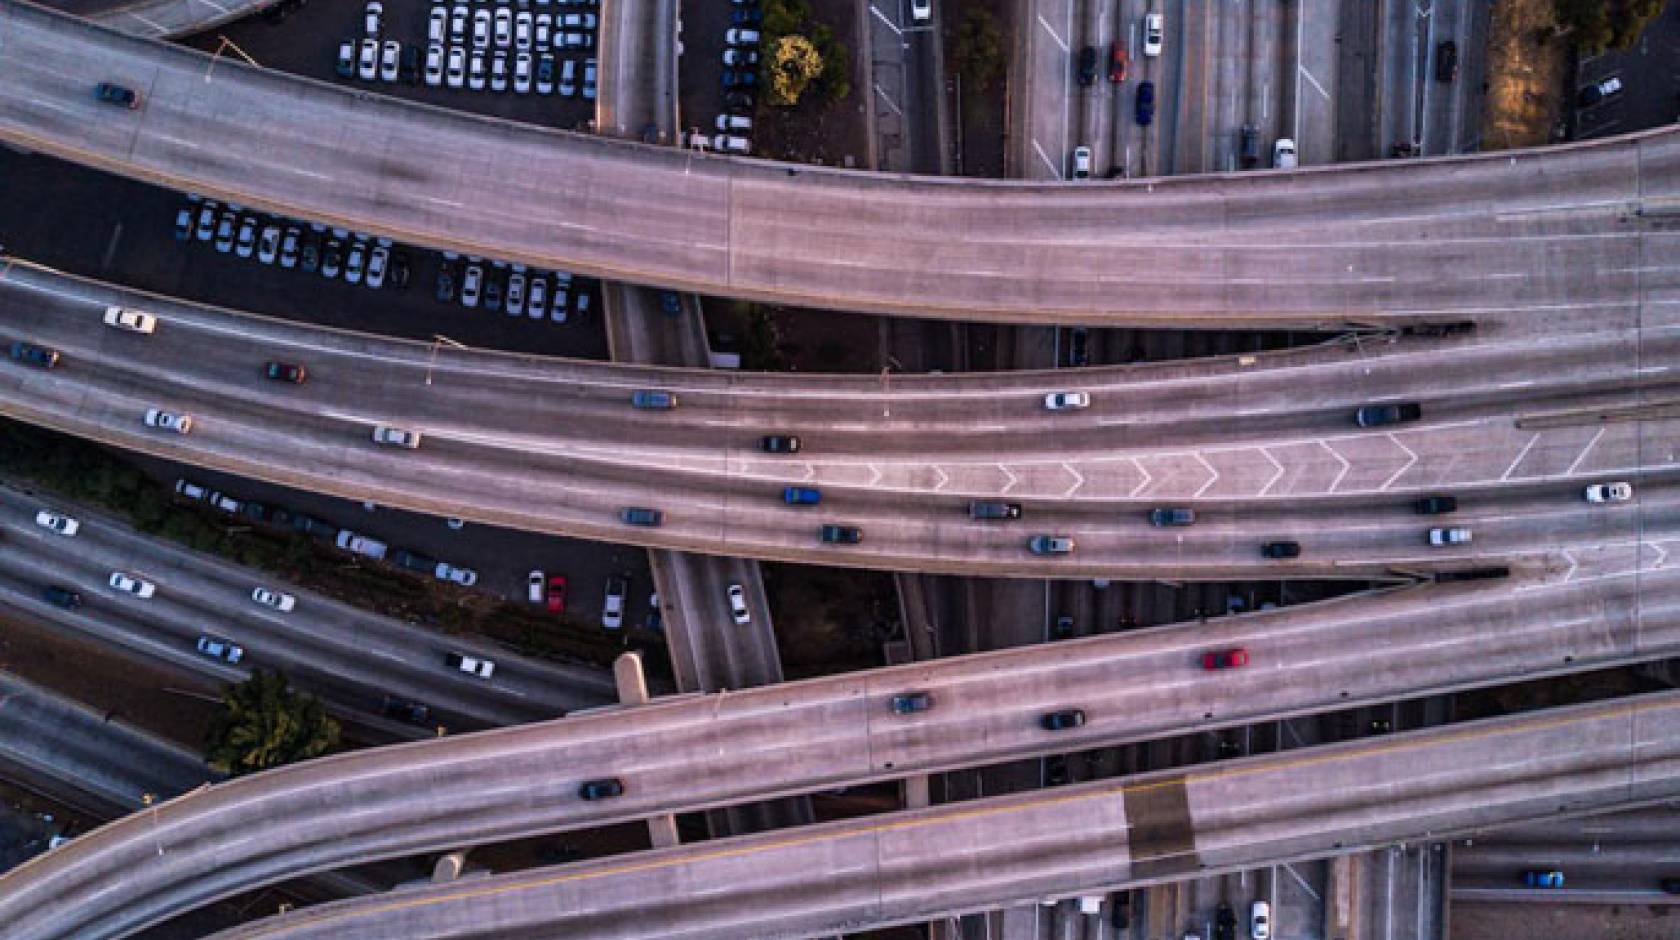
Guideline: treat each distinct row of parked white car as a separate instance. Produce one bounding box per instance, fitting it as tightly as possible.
[440,255,591,322]
[176,198,408,290]
[342,0,596,97]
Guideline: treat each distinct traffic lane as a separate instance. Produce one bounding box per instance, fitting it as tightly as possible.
[3,341,1673,579]
[658,552,783,690]
[6,562,1676,940]
[1024,0,1076,179]
[3,2,1672,324]
[194,692,1680,940]
[0,489,613,718]
[5,265,1666,454]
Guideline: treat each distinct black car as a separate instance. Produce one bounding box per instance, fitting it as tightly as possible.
[819,524,862,544]
[1067,327,1089,366]
[1214,904,1236,940]
[730,7,762,24]
[722,90,755,112]
[292,513,337,539]
[9,342,60,369]
[264,361,307,384]
[890,691,934,714]
[389,251,411,288]
[299,235,321,273]
[760,435,801,454]
[1261,540,1301,559]
[399,45,421,84]
[42,585,83,609]
[1045,754,1069,785]
[578,778,625,800]
[435,266,456,303]
[969,501,1023,520]
[1148,507,1195,527]
[484,275,503,313]
[1078,45,1098,86]
[240,501,275,523]
[1041,709,1086,731]
[1661,878,1680,895]
[1413,495,1458,515]
[1435,40,1458,82]
[382,695,432,725]
[94,82,139,109]
[1052,615,1074,640]
[722,70,757,89]
[322,241,343,275]
[1135,80,1155,125]
[1354,402,1422,427]
[392,549,439,575]
[620,507,664,526]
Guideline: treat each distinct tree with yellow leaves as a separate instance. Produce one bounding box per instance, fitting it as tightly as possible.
[767,34,824,107]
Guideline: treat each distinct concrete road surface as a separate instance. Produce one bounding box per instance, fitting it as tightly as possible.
[0,1,1675,324]
[200,691,1680,940]
[4,550,1677,940]
[3,263,1678,579]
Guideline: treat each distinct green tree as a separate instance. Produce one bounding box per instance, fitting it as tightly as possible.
[955,7,1004,92]
[205,670,339,777]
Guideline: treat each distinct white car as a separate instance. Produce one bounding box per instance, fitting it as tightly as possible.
[1251,901,1271,940]
[602,576,627,629]
[34,510,80,537]
[535,13,553,50]
[513,51,533,94]
[234,217,257,258]
[446,45,466,88]
[1273,138,1297,169]
[143,408,193,434]
[372,425,422,448]
[461,264,483,306]
[527,276,548,319]
[1071,145,1092,180]
[251,586,297,612]
[175,479,208,500]
[428,5,448,44]
[449,4,468,44]
[335,529,388,559]
[515,10,533,49]
[1044,391,1090,411]
[527,569,545,603]
[471,8,491,47]
[344,241,366,284]
[726,583,750,624]
[358,36,379,81]
[108,571,156,599]
[447,651,495,678]
[494,7,513,46]
[506,271,526,315]
[910,0,931,23]
[469,51,487,91]
[103,305,157,334]
[1585,481,1633,503]
[380,40,400,82]
[366,245,389,289]
[257,225,280,264]
[363,0,382,36]
[1142,11,1163,56]
[491,52,509,92]
[1428,527,1472,546]
[436,563,479,586]
[425,43,445,86]
[206,490,242,514]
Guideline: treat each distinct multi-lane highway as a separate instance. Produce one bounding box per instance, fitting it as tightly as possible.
[3,545,1674,940]
[0,484,616,723]
[194,690,1680,940]
[0,1,1675,324]
[2,262,1675,577]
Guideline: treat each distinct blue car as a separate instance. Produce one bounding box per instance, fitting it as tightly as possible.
[783,486,822,506]
[1523,870,1564,888]
[9,342,60,369]
[1135,81,1155,126]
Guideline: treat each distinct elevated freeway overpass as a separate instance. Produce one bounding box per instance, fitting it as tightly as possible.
[0,0,1675,325]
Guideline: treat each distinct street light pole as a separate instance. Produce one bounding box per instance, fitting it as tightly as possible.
[425,335,468,387]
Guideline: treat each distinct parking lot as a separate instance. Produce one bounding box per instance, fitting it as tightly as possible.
[1574,0,1680,141]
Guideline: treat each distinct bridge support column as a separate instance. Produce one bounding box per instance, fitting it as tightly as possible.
[614,653,679,848]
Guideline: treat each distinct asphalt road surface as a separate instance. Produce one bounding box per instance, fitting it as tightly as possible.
[1,1,1676,324]
[0,483,616,725]
[196,691,1680,940]
[3,546,1674,940]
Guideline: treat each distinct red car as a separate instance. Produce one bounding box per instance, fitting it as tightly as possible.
[546,574,567,614]
[1202,648,1249,670]
[1108,42,1128,82]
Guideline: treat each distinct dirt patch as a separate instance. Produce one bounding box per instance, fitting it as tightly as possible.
[1481,0,1571,149]
[764,562,897,679]
[946,0,1013,176]
[705,298,885,373]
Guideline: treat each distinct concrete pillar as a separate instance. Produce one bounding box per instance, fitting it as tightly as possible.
[614,653,678,848]
[431,850,469,883]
